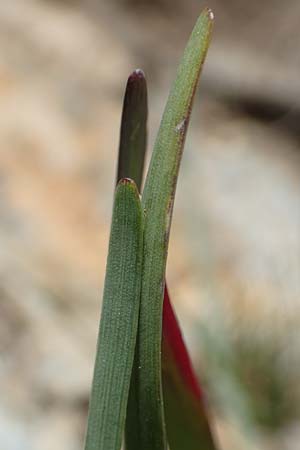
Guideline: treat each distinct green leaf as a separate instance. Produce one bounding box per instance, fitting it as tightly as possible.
[116,66,216,450]
[135,8,214,450]
[115,69,148,450]
[84,178,143,450]
[117,69,148,192]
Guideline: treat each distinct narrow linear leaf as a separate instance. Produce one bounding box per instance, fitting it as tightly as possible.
[136,9,214,450]
[114,69,148,450]
[84,178,143,450]
[117,69,148,192]
[116,66,215,450]
[162,287,217,450]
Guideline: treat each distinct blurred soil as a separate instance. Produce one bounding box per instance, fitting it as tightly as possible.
[0,1,299,449]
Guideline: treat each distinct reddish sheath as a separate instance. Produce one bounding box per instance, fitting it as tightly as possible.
[162,285,203,400]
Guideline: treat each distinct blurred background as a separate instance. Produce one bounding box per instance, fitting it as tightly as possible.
[0,1,299,449]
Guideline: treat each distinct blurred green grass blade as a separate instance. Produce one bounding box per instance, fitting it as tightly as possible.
[162,287,217,450]
[84,178,143,450]
[136,9,214,450]
[117,69,148,191]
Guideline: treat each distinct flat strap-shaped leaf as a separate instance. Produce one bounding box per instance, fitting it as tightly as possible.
[136,8,214,450]
[115,69,149,450]
[84,179,143,450]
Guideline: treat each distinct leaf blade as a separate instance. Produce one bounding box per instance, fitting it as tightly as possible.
[117,65,216,450]
[84,178,143,450]
[137,9,214,450]
[114,68,149,450]
[117,69,148,192]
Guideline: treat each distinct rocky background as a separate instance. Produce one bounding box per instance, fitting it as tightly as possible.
[0,1,299,449]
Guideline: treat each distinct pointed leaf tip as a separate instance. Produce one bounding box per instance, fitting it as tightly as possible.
[117,178,140,202]
[128,68,146,83]
[206,8,214,22]
[118,177,136,186]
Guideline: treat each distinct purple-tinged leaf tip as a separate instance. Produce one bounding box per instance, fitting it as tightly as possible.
[128,68,146,83]
[117,69,148,192]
